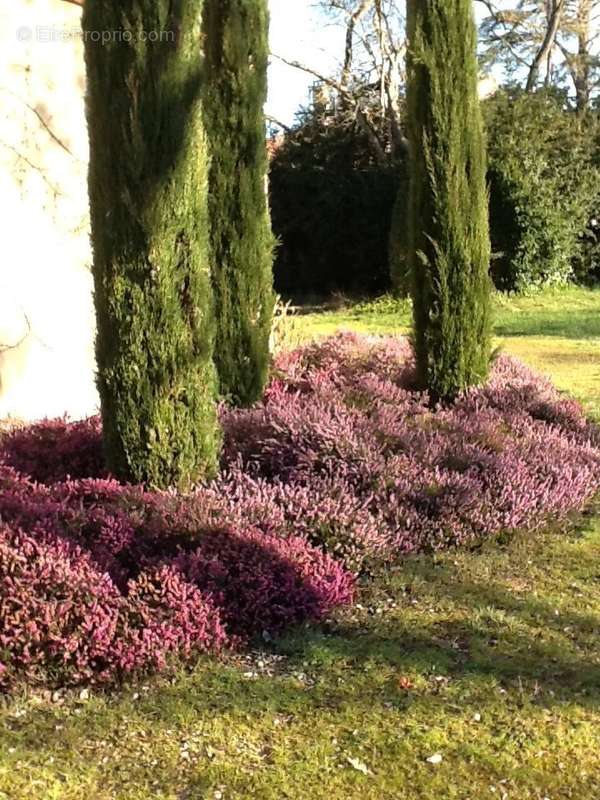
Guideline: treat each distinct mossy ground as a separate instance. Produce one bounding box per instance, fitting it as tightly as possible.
[2,287,600,800]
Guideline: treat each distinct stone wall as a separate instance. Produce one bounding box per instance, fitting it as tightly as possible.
[0,0,97,422]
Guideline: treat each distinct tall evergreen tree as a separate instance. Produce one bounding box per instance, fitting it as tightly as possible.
[203,0,274,406]
[83,0,221,489]
[405,0,492,402]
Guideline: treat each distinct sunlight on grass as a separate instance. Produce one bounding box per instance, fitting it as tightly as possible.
[501,337,600,418]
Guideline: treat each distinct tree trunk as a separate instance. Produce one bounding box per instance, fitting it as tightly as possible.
[574,0,593,113]
[341,0,375,91]
[203,0,274,406]
[405,0,492,402]
[525,0,565,91]
[83,0,221,489]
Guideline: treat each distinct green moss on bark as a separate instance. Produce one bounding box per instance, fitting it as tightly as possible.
[405,0,492,402]
[83,0,221,489]
[203,0,275,407]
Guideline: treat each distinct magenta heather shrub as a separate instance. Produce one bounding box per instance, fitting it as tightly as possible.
[115,566,229,673]
[0,468,353,689]
[173,527,354,637]
[0,523,228,688]
[0,523,124,687]
[1,332,599,689]
[0,417,104,484]
[220,333,600,556]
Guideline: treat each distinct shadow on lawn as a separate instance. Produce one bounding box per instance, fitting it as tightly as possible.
[270,537,600,705]
[305,598,600,693]
[494,309,600,339]
[6,531,600,795]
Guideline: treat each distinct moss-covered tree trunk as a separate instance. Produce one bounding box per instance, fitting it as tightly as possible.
[83,0,221,489]
[203,0,274,406]
[405,0,492,402]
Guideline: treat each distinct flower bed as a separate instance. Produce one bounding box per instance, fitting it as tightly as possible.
[1,333,599,689]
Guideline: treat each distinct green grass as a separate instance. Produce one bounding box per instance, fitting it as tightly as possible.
[2,287,600,800]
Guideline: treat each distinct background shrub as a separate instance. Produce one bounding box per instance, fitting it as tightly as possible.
[269,110,403,298]
[271,92,600,298]
[484,89,599,292]
[573,199,600,286]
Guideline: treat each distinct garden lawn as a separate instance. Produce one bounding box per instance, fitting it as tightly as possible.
[1,287,600,800]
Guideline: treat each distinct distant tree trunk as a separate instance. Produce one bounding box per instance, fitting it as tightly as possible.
[572,0,593,113]
[203,0,274,406]
[341,0,375,91]
[83,0,221,489]
[405,0,492,402]
[525,0,565,91]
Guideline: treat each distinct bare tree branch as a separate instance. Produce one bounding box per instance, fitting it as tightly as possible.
[265,114,291,133]
[0,140,63,197]
[0,87,79,160]
[526,0,566,91]
[271,52,389,164]
[341,0,375,90]
[0,313,31,355]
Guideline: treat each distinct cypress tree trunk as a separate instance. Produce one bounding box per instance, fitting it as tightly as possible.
[406,0,492,402]
[203,0,275,407]
[83,0,221,489]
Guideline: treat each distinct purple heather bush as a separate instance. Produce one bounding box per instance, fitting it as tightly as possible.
[1,416,105,484]
[0,523,228,687]
[0,467,353,689]
[1,333,599,689]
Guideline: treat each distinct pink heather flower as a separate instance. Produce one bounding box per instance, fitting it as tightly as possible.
[1,333,598,689]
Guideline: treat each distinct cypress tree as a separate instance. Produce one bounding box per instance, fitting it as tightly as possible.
[82,0,221,489]
[203,0,275,406]
[405,0,492,402]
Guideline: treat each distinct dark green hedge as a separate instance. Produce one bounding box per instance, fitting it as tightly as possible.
[270,161,399,297]
[485,90,599,292]
[269,111,404,298]
[270,92,599,299]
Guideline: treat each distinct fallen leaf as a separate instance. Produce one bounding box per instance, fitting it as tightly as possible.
[346,755,371,775]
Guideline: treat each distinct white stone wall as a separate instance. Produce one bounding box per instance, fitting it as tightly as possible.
[0,0,97,422]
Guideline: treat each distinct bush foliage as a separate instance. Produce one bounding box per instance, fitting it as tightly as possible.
[484,90,600,292]
[272,90,600,297]
[0,466,353,690]
[1,334,599,689]
[573,199,600,286]
[269,111,402,298]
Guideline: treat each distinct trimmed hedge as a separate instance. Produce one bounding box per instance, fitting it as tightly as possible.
[484,90,599,292]
[271,93,600,297]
